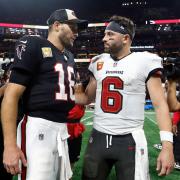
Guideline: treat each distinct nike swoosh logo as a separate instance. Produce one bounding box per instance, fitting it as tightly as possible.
[20,40,27,44]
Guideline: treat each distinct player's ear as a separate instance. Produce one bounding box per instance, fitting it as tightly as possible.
[123,34,130,44]
[53,21,61,31]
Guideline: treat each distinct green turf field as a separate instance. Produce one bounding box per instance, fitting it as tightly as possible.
[13,110,180,180]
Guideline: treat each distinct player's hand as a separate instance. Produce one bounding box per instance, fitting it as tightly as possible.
[74,83,84,94]
[172,125,178,136]
[74,72,84,93]
[3,145,27,175]
[156,142,174,176]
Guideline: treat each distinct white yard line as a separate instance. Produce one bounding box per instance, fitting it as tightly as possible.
[144,111,157,125]
[85,110,94,113]
[85,122,93,126]
[81,115,94,122]
[145,115,157,125]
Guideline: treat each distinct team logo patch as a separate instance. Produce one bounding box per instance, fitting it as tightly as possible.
[97,62,104,71]
[16,44,26,60]
[42,47,53,58]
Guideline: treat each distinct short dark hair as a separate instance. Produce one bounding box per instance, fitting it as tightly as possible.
[109,15,136,40]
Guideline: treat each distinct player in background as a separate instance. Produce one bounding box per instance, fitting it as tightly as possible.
[172,111,180,169]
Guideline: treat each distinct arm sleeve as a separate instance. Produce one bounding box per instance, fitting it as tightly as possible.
[88,59,94,74]
[145,52,163,83]
[88,55,101,74]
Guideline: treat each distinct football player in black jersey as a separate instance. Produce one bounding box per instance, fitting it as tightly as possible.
[1,9,87,180]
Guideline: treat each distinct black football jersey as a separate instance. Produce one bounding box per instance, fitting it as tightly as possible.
[10,35,75,123]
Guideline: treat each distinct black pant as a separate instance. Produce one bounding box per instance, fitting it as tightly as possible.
[82,129,135,180]
[68,135,82,163]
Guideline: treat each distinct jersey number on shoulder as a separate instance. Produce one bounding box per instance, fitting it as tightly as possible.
[101,77,123,113]
[55,63,75,101]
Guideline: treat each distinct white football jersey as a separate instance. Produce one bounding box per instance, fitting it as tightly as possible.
[88,52,162,135]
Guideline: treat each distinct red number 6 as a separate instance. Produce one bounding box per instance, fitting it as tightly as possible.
[101,77,123,113]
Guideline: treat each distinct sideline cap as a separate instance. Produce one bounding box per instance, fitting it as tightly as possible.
[47,9,88,30]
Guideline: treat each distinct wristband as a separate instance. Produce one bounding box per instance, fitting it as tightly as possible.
[160,131,173,143]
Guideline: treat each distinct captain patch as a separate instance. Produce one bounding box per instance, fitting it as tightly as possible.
[42,47,53,58]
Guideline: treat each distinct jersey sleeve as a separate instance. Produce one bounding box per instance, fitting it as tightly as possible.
[88,54,102,74]
[145,52,163,82]
[88,59,94,74]
[9,36,41,86]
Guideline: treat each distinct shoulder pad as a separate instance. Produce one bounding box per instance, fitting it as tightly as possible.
[17,35,42,44]
[140,51,162,61]
[91,54,106,63]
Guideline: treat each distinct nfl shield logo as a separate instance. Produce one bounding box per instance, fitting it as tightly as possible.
[140,148,144,155]
[39,133,44,140]
[113,62,117,67]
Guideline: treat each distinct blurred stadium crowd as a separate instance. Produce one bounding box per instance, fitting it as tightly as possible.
[0,0,179,93]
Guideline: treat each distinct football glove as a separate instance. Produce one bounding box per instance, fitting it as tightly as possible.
[68,104,85,120]
[67,123,85,139]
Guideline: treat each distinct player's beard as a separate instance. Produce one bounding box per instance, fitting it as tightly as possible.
[104,43,123,55]
[59,35,73,50]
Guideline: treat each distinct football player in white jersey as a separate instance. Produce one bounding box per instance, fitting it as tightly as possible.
[75,15,174,180]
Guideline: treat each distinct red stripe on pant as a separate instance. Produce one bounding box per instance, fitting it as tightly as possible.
[21,115,28,180]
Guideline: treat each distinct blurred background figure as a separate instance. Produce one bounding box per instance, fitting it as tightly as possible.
[162,58,180,170]
[172,111,180,170]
